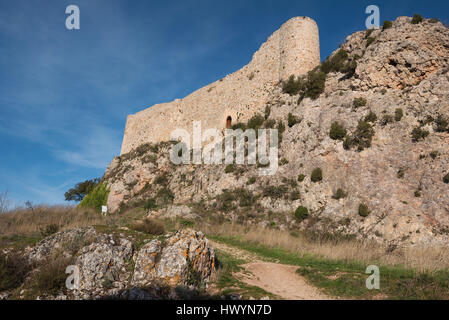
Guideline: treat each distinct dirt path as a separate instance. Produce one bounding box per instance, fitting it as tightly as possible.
[211,240,333,300]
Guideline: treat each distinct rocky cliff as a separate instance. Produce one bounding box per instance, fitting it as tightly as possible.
[104,16,449,246]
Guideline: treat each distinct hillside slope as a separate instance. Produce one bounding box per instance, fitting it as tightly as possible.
[104,16,449,246]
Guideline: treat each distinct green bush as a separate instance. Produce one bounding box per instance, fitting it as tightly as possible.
[298,174,305,182]
[366,37,376,47]
[156,188,175,205]
[397,168,405,179]
[231,123,247,131]
[364,111,377,123]
[262,185,288,199]
[414,190,421,198]
[358,203,370,217]
[282,75,304,96]
[247,177,256,185]
[294,206,309,222]
[353,97,367,109]
[311,168,323,183]
[264,105,271,119]
[320,49,354,75]
[365,29,374,38]
[412,14,423,24]
[443,173,449,184]
[225,164,235,173]
[264,119,276,128]
[344,120,375,151]
[434,114,448,132]
[395,108,404,122]
[329,122,347,140]
[154,172,169,186]
[411,127,430,142]
[303,69,326,100]
[144,198,158,210]
[78,183,110,213]
[332,188,347,200]
[381,114,394,126]
[288,113,300,128]
[429,151,439,159]
[383,20,393,31]
[247,114,265,130]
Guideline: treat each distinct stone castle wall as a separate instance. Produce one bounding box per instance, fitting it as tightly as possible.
[120,17,320,155]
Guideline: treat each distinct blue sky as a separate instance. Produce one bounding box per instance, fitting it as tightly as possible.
[0,0,448,207]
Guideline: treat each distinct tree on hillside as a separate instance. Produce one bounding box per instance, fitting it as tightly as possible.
[65,178,100,202]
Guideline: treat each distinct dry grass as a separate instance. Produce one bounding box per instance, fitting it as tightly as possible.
[132,218,165,235]
[199,222,449,273]
[0,205,107,237]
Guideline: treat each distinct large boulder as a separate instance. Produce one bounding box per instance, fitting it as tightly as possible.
[132,229,215,287]
[26,227,97,263]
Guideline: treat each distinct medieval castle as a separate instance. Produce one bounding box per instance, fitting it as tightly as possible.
[120,17,320,155]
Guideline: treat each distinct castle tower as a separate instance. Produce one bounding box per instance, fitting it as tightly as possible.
[279,17,321,81]
[120,17,320,155]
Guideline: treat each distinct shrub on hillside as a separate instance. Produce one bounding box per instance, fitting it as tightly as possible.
[344,120,375,151]
[353,97,367,109]
[358,203,370,217]
[434,114,448,132]
[303,69,326,100]
[311,168,323,183]
[247,114,265,130]
[366,37,376,47]
[294,206,309,222]
[411,127,430,142]
[156,188,175,205]
[298,174,305,182]
[383,20,393,31]
[443,173,449,184]
[321,49,349,74]
[78,183,110,213]
[329,121,347,140]
[395,108,404,122]
[412,14,423,24]
[282,75,304,96]
[262,185,288,199]
[381,114,394,126]
[332,188,347,200]
[364,111,377,123]
[288,113,300,128]
[264,105,271,119]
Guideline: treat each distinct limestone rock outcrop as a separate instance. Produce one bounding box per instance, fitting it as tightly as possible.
[104,17,449,246]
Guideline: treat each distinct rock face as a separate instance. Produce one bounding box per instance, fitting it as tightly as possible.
[18,228,216,300]
[26,227,97,263]
[104,17,449,246]
[132,229,215,287]
[75,234,133,292]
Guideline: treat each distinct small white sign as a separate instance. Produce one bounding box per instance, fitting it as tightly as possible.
[101,206,108,215]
